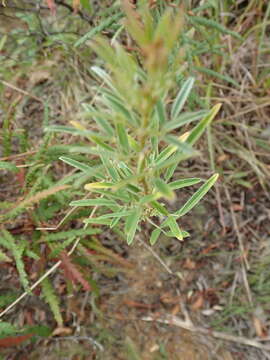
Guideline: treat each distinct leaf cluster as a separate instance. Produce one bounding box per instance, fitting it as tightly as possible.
[47,2,220,245]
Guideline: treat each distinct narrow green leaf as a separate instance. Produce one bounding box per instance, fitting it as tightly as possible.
[194,66,240,88]
[93,210,132,219]
[139,193,159,205]
[165,230,190,238]
[0,161,18,173]
[91,135,115,152]
[171,77,195,119]
[155,151,197,171]
[125,208,141,245]
[154,178,175,200]
[59,156,91,172]
[101,154,120,181]
[74,13,123,47]
[82,103,114,136]
[186,103,221,146]
[70,198,117,207]
[83,218,111,225]
[165,110,207,131]
[91,66,114,89]
[164,163,178,182]
[175,173,219,217]
[164,135,196,154]
[150,228,161,245]
[155,99,167,126]
[116,123,129,153]
[103,93,138,127]
[150,201,169,216]
[166,216,183,241]
[169,178,201,190]
[45,125,97,137]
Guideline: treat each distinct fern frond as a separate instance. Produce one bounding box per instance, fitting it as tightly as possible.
[41,278,63,327]
[0,322,18,338]
[0,292,17,308]
[0,249,11,263]
[1,185,70,221]
[0,230,29,291]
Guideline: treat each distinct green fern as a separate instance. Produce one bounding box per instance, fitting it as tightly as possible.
[0,322,18,338]
[0,292,18,308]
[0,230,29,291]
[41,278,63,327]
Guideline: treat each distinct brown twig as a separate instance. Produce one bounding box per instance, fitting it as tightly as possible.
[0,79,43,103]
[142,314,270,351]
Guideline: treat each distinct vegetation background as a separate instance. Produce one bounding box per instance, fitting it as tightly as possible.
[0,0,269,359]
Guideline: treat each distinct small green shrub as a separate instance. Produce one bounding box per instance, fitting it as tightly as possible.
[47,2,220,245]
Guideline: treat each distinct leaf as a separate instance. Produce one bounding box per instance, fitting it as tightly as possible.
[169,178,201,190]
[0,322,17,338]
[84,182,114,190]
[186,103,221,146]
[155,134,196,166]
[75,13,123,47]
[103,92,138,127]
[41,278,63,327]
[154,178,175,200]
[0,230,29,291]
[24,325,52,337]
[82,103,114,136]
[0,334,33,348]
[165,110,208,131]
[150,201,169,216]
[155,99,167,126]
[167,216,183,240]
[0,161,18,173]
[59,156,91,172]
[0,250,11,262]
[175,173,219,217]
[45,125,98,137]
[116,123,129,154]
[149,228,161,245]
[1,185,70,221]
[125,208,141,245]
[70,198,117,207]
[188,15,242,40]
[60,251,91,291]
[171,77,195,119]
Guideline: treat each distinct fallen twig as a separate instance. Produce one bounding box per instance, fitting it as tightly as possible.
[142,314,270,351]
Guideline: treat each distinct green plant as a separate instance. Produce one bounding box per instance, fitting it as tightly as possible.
[47,1,220,246]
